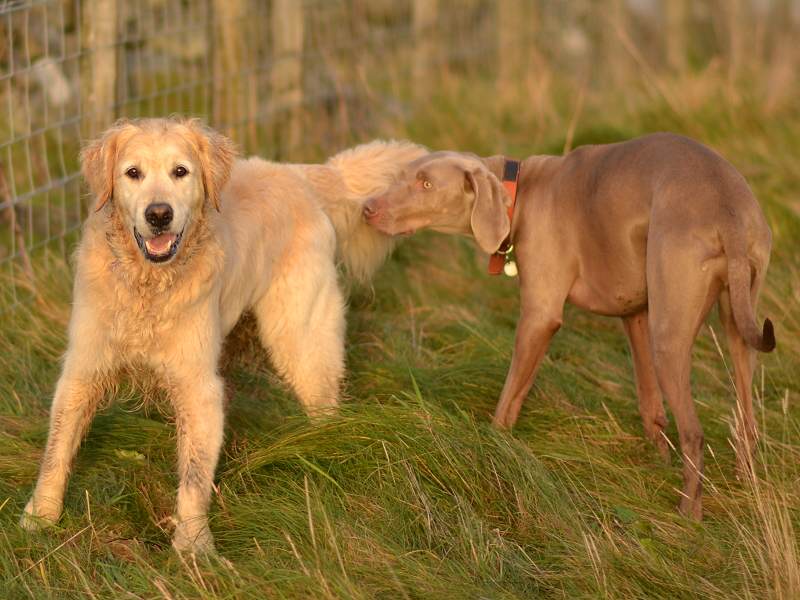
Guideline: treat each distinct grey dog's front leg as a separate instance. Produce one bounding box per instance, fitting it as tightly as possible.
[493,306,563,429]
[169,369,225,553]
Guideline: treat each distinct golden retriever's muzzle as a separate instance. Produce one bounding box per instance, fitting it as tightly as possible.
[133,227,183,263]
[134,202,183,263]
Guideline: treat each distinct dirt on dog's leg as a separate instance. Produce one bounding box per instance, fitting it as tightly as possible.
[170,369,225,554]
[21,371,105,530]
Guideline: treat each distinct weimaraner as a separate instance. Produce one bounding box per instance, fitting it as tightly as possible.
[362,132,775,519]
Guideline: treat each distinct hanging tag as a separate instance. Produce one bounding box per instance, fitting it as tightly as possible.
[503,258,518,277]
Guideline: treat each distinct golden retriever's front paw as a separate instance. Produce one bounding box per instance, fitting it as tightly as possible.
[20,498,61,531]
[305,403,339,420]
[172,518,215,555]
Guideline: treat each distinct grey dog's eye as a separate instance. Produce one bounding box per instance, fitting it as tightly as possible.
[125,167,140,180]
[174,165,188,178]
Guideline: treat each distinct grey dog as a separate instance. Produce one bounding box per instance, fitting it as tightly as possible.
[363,132,775,520]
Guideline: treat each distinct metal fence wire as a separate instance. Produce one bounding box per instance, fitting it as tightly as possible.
[1,0,501,309]
[1,0,799,310]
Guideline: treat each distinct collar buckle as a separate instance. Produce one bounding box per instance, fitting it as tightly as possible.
[488,158,521,276]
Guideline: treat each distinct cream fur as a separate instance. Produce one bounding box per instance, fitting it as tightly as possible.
[300,139,429,282]
[20,119,423,554]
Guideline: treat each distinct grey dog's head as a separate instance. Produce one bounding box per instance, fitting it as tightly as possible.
[362,152,511,254]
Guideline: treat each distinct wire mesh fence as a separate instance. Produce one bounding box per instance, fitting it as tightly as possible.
[0,0,488,310]
[1,0,799,311]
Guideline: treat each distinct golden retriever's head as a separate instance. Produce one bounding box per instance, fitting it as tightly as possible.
[80,118,237,264]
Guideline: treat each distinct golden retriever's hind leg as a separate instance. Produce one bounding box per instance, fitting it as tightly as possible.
[169,370,225,554]
[254,253,345,416]
[21,372,105,530]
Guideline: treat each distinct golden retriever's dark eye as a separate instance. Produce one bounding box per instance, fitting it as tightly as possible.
[125,167,140,180]
[174,165,188,178]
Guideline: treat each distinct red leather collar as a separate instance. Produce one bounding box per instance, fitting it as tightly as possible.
[488,158,521,275]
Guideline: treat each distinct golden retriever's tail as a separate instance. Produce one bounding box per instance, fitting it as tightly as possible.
[322,140,428,282]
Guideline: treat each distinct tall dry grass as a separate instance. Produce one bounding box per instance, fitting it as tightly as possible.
[1,1,799,597]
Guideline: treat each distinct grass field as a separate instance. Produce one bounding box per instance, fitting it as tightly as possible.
[2,52,800,599]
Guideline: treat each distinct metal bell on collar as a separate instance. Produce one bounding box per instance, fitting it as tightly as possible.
[503,258,518,277]
[497,243,518,277]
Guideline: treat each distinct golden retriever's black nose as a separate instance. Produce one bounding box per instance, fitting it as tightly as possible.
[145,203,173,229]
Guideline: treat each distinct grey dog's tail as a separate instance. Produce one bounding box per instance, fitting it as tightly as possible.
[725,241,776,353]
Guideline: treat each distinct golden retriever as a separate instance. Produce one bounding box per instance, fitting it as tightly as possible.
[20,117,426,553]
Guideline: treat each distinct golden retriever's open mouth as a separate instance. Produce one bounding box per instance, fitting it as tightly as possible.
[133,228,183,263]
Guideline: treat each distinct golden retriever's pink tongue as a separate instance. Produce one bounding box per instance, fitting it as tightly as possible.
[144,232,176,255]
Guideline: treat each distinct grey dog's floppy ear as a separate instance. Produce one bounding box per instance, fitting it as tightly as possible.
[466,167,510,254]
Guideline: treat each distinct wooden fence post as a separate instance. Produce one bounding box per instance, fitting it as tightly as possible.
[412,0,438,102]
[212,0,246,136]
[497,0,528,104]
[271,0,304,156]
[603,0,633,90]
[725,0,744,88]
[81,0,118,138]
[665,0,688,73]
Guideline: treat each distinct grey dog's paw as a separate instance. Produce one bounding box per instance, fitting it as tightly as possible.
[20,499,60,531]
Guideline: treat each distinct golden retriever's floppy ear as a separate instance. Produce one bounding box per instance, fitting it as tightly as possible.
[184,119,238,212]
[466,167,510,254]
[80,120,130,211]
